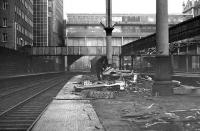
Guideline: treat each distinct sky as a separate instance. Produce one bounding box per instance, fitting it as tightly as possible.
[63,0,187,18]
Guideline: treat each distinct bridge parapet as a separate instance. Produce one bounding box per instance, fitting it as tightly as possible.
[29,46,121,56]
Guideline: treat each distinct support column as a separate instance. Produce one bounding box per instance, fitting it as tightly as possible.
[152,0,173,96]
[105,0,113,65]
[119,56,122,70]
[122,56,125,70]
[120,56,124,70]
[186,45,189,72]
[131,56,134,70]
[64,56,69,71]
[105,27,114,65]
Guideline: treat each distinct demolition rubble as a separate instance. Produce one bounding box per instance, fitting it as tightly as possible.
[72,68,200,131]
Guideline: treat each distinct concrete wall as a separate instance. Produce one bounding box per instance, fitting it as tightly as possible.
[0,47,59,77]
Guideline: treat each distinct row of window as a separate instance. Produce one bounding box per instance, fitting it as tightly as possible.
[19,0,33,14]
[67,37,137,46]
[16,23,33,40]
[67,26,156,33]
[15,6,33,27]
[1,32,32,46]
[2,0,33,13]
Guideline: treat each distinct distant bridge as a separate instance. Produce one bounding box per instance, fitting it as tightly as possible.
[27,46,121,56]
[24,15,200,57]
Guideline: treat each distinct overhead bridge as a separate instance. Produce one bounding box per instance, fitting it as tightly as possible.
[122,15,200,56]
[27,46,121,56]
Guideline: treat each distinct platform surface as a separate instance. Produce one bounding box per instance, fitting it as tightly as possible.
[32,75,104,131]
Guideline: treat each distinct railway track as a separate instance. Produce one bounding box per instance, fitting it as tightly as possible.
[0,73,73,131]
[0,73,62,93]
[0,76,63,99]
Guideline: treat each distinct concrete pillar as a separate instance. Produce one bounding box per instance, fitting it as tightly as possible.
[152,0,173,96]
[105,28,113,65]
[65,56,70,71]
[156,0,169,55]
[105,0,114,65]
[131,56,134,70]
[122,56,125,70]
[119,56,124,70]
[119,56,122,70]
[186,55,189,72]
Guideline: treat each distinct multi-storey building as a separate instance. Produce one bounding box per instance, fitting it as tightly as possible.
[48,0,64,46]
[66,14,190,70]
[183,0,200,17]
[33,0,48,46]
[33,0,64,47]
[0,0,33,49]
[33,0,64,71]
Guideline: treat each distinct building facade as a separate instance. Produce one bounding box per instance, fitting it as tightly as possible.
[33,0,64,47]
[170,0,200,73]
[66,14,190,70]
[48,0,64,46]
[33,0,64,71]
[183,0,200,17]
[33,0,48,46]
[0,0,33,49]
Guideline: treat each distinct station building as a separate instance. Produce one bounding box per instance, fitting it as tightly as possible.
[0,0,33,49]
[183,0,200,17]
[65,14,191,70]
[170,0,200,73]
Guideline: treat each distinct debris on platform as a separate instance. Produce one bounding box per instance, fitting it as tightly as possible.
[82,90,115,99]
[73,72,156,99]
[120,101,200,130]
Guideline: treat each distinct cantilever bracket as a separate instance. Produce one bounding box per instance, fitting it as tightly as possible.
[100,22,106,28]
[100,22,117,29]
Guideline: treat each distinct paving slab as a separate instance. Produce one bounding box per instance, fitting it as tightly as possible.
[32,75,104,131]
[174,85,200,95]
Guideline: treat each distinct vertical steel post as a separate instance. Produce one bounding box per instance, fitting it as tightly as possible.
[105,0,113,65]
[13,21,17,50]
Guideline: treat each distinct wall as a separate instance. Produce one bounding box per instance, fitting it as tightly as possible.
[0,47,58,77]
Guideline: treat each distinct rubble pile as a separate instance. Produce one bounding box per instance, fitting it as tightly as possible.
[73,67,155,99]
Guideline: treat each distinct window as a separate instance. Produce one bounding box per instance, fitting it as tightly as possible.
[2,33,8,42]
[3,18,7,27]
[3,0,8,10]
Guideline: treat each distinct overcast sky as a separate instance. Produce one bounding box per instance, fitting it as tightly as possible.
[63,0,186,18]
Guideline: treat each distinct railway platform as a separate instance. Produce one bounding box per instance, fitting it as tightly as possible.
[31,75,104,131]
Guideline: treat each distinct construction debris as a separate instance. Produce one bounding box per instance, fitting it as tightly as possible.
[73,71,155,100]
